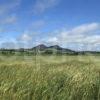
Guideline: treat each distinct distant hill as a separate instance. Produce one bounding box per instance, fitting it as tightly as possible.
[0,44,100,55]
[31,44,77,55]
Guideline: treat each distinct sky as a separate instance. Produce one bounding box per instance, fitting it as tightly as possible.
[0,0,100,51]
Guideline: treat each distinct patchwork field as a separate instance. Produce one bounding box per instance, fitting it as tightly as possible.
[0,55,100,100]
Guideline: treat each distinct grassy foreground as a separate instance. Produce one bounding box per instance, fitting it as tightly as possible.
[0,55,100,100]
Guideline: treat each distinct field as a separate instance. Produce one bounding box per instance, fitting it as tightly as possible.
[0,55,100,100]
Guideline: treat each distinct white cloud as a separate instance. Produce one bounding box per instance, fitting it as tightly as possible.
[2,22,100,50]
[1,42,17,49]
[31,20,45,29]
[47,37,59,45]
[0,0,20,26]
[1,15,17,24]
[0,0,20,15]
[59,23,100,44]
[45,22,100,50]
[19,34,33,41]
[60,23,100,39]
[71,23,100,34]
[0,28,4,33]
[33,0,60,14]
[18,31,36,42]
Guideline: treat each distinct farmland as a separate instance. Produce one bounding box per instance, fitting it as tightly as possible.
[0,55,100,100]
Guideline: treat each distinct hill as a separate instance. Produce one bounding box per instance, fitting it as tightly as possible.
[0,44,100,55]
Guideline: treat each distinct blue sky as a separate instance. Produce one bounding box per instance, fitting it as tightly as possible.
[0,0,100,50]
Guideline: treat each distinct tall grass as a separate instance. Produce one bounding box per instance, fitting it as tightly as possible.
[0,55,100,100]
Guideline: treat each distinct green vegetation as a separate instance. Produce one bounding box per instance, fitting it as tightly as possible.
[1,44,100,56]
[0,55,100,100]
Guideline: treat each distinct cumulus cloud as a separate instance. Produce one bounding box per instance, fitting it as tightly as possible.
[71,23,99,34]
[45,22,100,50]
[60,23,100,44]
[60,23,100,39]
[17,31,36,42]
[46,37,59,45]
[1,22,100,50]
[33,0,60,14]
[18,34,32,41]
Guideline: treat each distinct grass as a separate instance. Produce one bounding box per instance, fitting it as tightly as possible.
[0,55,100,100]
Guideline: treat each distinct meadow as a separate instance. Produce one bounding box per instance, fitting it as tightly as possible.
[0,55,100,100]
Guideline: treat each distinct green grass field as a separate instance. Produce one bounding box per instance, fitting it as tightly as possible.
[0,55,100,100]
